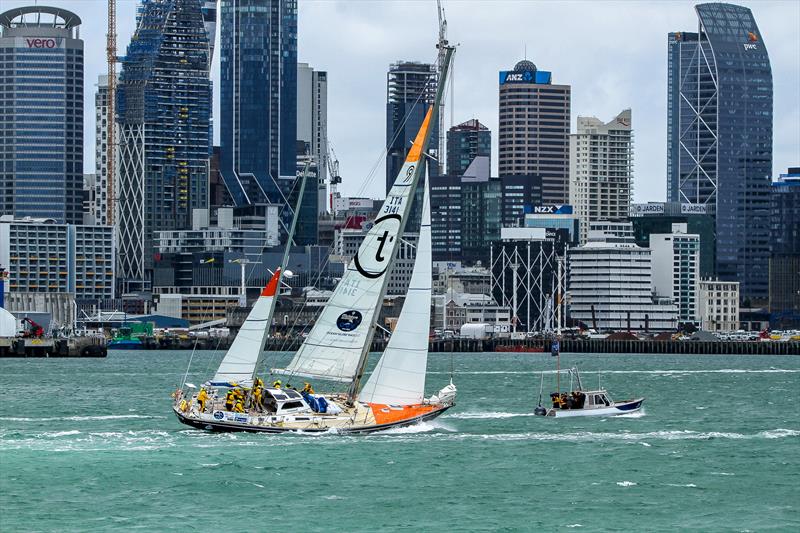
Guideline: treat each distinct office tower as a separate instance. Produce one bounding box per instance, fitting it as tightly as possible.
[0,6,83,224]
[116,0,212,291]
[429,174,462,262]
[447,119,490,177]
[769,168,800,327]
[650,224,701,324]
[93,75,110,226]
[629,202,715,277]
[498,60,571,205]
[297,63,328,214]
[569,109,634,244]
[667,3,773,301]
[569,222,678,332]
[219,0,297,207]
[386,61,439,192]
[500,174,543,228]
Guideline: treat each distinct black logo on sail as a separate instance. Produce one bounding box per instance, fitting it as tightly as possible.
[337,310,363,332]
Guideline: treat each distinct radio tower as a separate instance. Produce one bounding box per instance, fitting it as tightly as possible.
[106,0,117,225]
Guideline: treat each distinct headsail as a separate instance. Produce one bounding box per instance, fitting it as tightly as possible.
[209,269,281,387]
[272,109,435,383]
[359,173,432,405]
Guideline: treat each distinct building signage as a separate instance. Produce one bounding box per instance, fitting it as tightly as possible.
[530,204,573,215]
[630,203,665,216]
[17,37,63,49]
[499,70,552,85]
[681,203,707,215]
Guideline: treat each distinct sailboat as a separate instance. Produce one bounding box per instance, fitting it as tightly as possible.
[172,45,456,434]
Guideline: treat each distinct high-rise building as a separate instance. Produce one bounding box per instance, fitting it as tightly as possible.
[116,0,213,292]
[650,224,700,324]
[569,109,634,244]
[93,75,110,226]
[699,280,740,332]
[498,60,571,205]
[297,63,328,214]
[568,222,678,332]
[447,119,490,177]
[667,3,773,302]
[769,168,800,327]
[0,6,83,224]
[219,0,297,207]
[429,174,462,262]
[386,61,439,193]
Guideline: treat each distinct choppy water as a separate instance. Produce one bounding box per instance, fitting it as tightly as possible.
[1,351,798,531]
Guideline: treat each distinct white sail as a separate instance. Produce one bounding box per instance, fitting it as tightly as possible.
[359,174,432,405]
[209,269,281,387]
[273,108,434,383]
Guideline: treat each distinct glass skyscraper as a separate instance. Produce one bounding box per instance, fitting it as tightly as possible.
[0,6,83,224]
[667,3,773,301]
[219,0,306,242]
[116,0,213,291]
[446,119,490,178]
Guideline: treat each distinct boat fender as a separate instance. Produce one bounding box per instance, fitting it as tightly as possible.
[313,416,321,425]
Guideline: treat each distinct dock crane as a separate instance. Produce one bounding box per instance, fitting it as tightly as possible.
[325,142,342,215]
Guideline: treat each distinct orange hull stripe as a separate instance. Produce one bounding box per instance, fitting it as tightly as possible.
[405,107,433,163]
[369,403,439,425]
[261,268,281,297]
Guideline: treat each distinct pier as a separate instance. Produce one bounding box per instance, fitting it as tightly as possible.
[0,336,107,358]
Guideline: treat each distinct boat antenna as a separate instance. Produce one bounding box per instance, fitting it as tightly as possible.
[537,372,544,407]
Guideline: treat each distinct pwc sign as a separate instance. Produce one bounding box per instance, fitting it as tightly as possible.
[24,37,60,49]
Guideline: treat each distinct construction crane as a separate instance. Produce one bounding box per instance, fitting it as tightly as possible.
[326,142,342,215]
[106,0,117,225]
[436,0,449,172]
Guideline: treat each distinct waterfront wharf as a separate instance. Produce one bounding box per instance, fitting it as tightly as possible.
[0,336,107,358]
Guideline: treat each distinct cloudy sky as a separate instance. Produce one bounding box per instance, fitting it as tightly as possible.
[6,0,799,202]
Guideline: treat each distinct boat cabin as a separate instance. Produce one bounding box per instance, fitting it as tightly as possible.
[585,390,613,407]
[264,388,311,414]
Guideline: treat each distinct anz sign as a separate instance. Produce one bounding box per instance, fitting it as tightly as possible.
[499,70,552,85]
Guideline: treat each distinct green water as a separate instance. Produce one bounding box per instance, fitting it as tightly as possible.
[1,351,798,532]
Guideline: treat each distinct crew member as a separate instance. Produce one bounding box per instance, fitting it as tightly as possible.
[252,384,263,412]
[233,398,245,413]
[225,390,235,411]
[273,379,282,389]
[197,388,209,412]
[302,382,314,394]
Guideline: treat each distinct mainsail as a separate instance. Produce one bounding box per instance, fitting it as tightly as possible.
[273,109,435,383]
[359,174,432,405]
[209,269,281,387]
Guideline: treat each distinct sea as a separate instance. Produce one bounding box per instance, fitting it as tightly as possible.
[1,350,798,532]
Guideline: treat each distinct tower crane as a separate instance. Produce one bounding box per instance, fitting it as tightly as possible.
[325,142,342,215]
[436,0,449,170]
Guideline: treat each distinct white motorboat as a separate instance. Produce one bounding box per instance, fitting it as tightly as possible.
[533,367,644,418]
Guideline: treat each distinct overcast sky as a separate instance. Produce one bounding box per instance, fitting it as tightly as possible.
[6,0,799,202]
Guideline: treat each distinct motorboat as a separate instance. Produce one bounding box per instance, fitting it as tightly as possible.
[533,367,644,418]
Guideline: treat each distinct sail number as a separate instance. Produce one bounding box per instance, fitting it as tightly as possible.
[382,195,403,216]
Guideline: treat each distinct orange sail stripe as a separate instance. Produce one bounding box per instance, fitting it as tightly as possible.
[261,268,281,297]
[368,403,439,425]
[405,107,434,163]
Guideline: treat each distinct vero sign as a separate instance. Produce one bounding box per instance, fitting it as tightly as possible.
[26,38,58,48]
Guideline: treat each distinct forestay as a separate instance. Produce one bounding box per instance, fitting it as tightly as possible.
[273,108,434,383]
[359,173,432,405]
[209,269,281,387]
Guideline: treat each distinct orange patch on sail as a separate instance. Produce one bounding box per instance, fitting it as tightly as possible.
[369,403,439,425]
[261,268,281,297]
[405,107,434,163]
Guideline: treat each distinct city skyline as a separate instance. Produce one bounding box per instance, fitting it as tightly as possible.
[2,0,798,204]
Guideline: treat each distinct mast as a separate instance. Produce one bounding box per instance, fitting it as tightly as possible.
[250,162,310,380]
[346,45,455,403]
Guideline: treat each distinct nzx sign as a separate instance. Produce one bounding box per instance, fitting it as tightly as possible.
[531,204,573,215]
[24,38,59,49]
